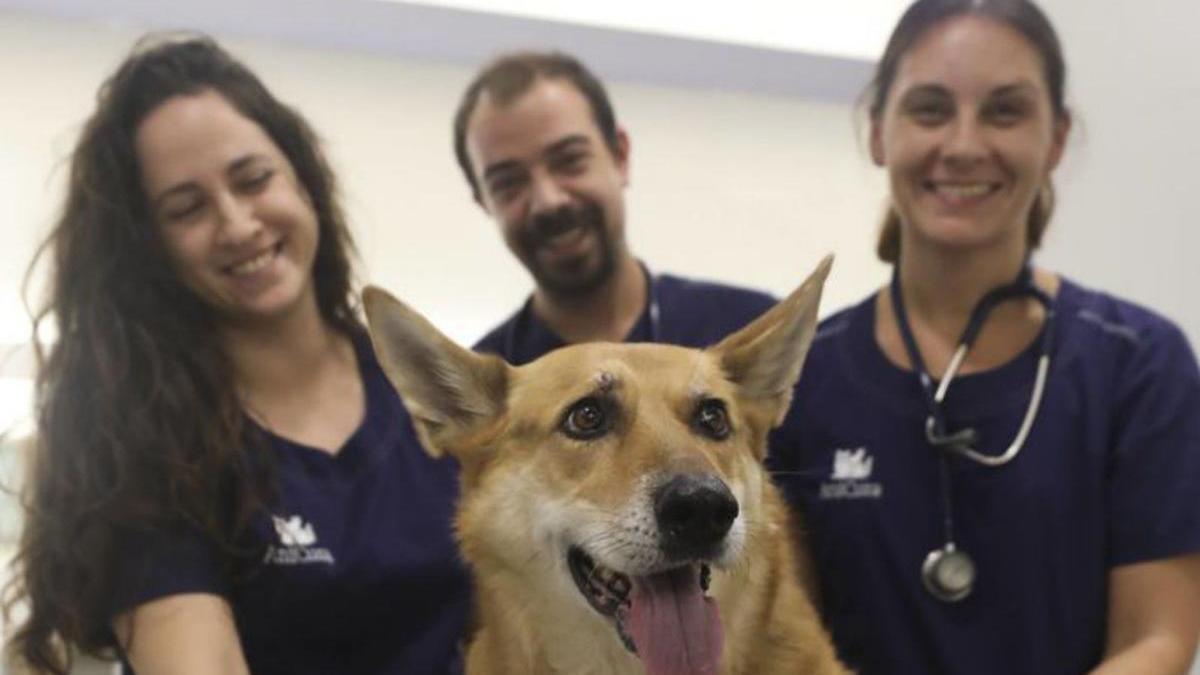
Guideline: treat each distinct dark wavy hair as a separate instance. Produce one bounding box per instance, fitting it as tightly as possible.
[3,34,360,673]
[453,51,621,201]
[865,0,1069,262]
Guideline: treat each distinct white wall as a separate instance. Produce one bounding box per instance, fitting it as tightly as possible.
[1039,0,1200,346]
[6,3,1197,361]
[0,11,888,354]
[1,2,1196,672]
[1,20,889,421]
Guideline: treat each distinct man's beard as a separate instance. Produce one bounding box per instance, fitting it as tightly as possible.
[517,202,616,298]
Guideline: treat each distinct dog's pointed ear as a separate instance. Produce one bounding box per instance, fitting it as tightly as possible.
[363,286,509,459]
[711,255,832,426]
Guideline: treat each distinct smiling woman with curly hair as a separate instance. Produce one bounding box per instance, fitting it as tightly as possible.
[4,34,470,675]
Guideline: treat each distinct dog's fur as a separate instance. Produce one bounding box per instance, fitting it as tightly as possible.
[364,257,847,675]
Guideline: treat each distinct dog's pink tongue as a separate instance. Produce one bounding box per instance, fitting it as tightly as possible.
[626,567,723,675]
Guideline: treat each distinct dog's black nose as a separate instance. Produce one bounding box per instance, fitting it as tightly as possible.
[654,474,739,560]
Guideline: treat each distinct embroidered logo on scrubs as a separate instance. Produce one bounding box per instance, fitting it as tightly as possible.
[263,515,336,566]
[820,447,884,500]
[832,448,873,480]
[273,515,316,546]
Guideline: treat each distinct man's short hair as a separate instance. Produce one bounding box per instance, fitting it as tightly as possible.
[453,51,620,201]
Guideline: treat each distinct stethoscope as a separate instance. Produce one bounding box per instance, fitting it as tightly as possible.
[503,263,662,360]
[889,260,1056,602]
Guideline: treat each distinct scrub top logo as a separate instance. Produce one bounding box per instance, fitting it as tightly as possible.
[264,514,336,566]
[832,447,873,480]
[820,447,884,500]
[273,515,316,546]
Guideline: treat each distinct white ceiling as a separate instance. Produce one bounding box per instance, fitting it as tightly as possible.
[0,0,880,101]
[394,0,909,61]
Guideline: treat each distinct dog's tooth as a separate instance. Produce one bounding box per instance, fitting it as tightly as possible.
[610,576,630,596]
[597,566,621,587]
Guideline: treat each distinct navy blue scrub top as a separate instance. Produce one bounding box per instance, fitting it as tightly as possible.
[473,270,777,363]
[113,334,471,675]
[770,278,1200,675]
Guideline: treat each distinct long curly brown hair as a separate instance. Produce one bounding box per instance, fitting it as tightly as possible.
[3,34,361,673]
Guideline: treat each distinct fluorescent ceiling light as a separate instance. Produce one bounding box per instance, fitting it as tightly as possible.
[392,0,908,60]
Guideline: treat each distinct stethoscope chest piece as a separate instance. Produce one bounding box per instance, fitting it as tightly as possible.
[922,543,975,602]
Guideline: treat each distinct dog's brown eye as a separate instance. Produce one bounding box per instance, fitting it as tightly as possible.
[695,399,731,440]
[562,398,610,440]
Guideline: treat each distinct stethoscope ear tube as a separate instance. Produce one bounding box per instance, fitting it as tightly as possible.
[931,352,1052,467]
[899,269,1056,469]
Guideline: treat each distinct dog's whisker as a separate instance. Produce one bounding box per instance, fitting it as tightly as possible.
[583,558,605,588]
[765,469,824,478]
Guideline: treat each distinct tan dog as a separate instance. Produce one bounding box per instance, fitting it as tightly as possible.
[364,257,847,675]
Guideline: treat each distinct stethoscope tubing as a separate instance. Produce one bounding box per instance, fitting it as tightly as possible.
[925,352,1051,466]
[893,261,1056,467]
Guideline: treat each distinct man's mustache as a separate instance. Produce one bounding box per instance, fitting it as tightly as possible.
[525,205,601,248]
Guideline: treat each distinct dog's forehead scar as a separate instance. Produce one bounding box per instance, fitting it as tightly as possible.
[592,371,619,392]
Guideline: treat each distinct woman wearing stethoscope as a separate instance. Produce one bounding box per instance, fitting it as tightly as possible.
[768,1,1200,674]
